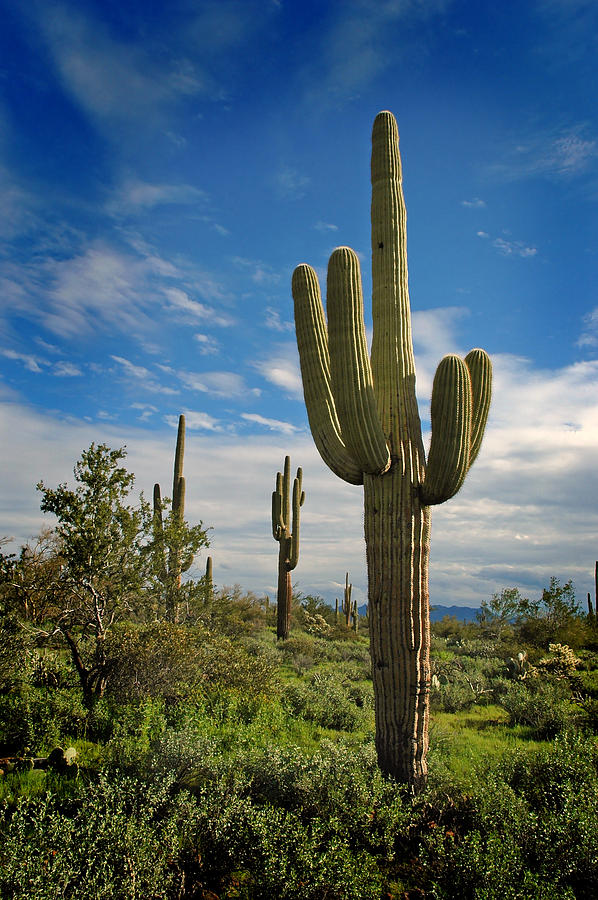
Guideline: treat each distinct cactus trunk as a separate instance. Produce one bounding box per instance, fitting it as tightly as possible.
[276,546,293,640]
[364,469,431,785]
[272,456,304,640]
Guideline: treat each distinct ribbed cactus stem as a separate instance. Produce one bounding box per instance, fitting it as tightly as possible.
[153,414,187,622]
[172,415,185,517]
[292,111,492,788]
[343,572,353,627]
[272,455,304,640]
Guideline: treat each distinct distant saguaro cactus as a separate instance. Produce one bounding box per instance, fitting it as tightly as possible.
[292,111,492,788]
[272,456,304,640]
[153,415,187,622]
[342,572,354,627]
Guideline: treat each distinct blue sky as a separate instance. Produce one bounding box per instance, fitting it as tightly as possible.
[1,0,598,609]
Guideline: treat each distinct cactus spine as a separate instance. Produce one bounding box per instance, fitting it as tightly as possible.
[272,456,304,640]
[153,415,186,622]
[292,111,492,788]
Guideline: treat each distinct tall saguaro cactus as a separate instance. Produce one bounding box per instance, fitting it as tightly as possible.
[153,414,186,622]
[272,455,305,640]
[292,111,492,788]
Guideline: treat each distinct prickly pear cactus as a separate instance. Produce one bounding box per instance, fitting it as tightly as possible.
[292,111,492,788]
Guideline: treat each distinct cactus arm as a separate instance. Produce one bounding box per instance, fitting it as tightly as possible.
[420,355,473,506]
[465,349,492,466]
[292,264,364,485]
[370,112,423,458]
[282,456,291,531]
[174,476,185,522]
[172,415,185,515]
[327,248,391,476]
[272,488,283,540]
[288,467,304,569]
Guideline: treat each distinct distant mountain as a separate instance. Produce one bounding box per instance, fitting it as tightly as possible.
[429,605,480,623]
[354,603,480,623]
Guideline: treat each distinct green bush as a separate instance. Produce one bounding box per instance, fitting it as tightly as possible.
[0,687,87,755]
[0,774,200,899]
[498,679,580,738]
[281,676,367,732]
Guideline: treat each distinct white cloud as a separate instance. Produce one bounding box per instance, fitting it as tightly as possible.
[177,369,259,399]
[1,348,47,373]
[107,179,206,215]
[111,355,179,395]
[33,4,206,135]
[53,361,82,377]
[461,198,486,208]
[241,413,299,434]
[490,126,598,182]
[300,0,449,107]
[254,344,303,398]
[4,340,598,608]
[233,257,280,285]
[315,221,339,232]
[264,307,294,332]
[166,410,222,432]
[274,167,310,200]
[492,237,537,258]
[194,333,220,355]
[476,231,537,258]
[163,287,234,327]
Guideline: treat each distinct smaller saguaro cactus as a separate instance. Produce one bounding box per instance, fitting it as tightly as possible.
[342,572,354,628]
[204,556,213,604]
[153,415,187,622]
[272,455,304,640]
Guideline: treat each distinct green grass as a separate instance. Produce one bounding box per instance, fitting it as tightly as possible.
[429,703,550,780]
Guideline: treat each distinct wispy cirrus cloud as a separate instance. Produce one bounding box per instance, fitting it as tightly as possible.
[177,370,260,399]
[299,0,450,106]
[241,412,299,434]
[489,126,598,183]
[111,355,179,395]
[31,3,206,136]
[274,167,310,200]
[106,179,207,216]
[477,231,537,258]
[164,287,236,327]
[165,410,222,432]
[264,307,294,332]
[1,348,46,374]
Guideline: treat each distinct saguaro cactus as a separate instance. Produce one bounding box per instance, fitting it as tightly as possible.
[292,111,491,788]
[342,572,354,627]
[154,414,187,622]
[272,455,304,640]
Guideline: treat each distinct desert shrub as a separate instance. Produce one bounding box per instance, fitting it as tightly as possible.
[498,679,580,738]
[0,687,87,755]
[430,656,496,713]
[281,676,367,732]
[101,699,167,771]
[0,773,200,899]
[105,622,205,701]
[0,619,31,692]
[106,623,277,705]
